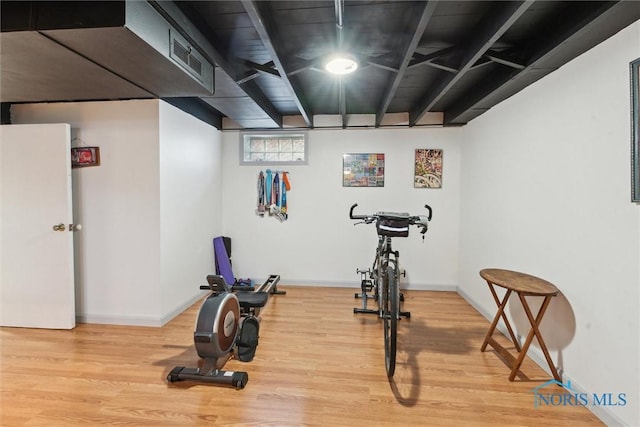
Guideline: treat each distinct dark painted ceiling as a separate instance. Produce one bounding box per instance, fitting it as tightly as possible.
[2,1,640,130]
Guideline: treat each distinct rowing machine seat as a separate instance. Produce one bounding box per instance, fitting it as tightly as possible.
[236,291,268,311]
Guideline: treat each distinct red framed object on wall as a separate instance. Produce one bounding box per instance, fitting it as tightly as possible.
[71,147,100,168]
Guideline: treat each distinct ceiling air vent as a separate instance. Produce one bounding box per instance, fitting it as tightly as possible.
[169,29,212,92]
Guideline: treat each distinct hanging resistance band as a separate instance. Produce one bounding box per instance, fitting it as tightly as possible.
[256,170,266,216]
[281,179,287,219]
[265,169,273,205]
[255,170,290,221]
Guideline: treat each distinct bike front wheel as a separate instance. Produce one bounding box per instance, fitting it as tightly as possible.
[383,266,398,377]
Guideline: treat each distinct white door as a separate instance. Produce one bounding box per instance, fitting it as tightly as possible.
[0,123,76,329]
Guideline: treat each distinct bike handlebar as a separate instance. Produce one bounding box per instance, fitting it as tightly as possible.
[349,203,367,220]
[349,203,433,233]
[423,205,432,222]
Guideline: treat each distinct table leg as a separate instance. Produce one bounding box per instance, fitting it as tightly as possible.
[481,283,521,352]
[509,294,560,381]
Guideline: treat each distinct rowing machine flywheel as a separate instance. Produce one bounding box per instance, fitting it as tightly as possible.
[194,293,240,359]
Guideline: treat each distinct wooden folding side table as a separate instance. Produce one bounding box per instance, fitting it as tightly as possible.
[479,268,561,381]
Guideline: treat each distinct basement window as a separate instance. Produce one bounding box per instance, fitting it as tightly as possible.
[240,132,308,165]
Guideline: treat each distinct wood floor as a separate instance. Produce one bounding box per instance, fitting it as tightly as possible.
[1,286,603,426]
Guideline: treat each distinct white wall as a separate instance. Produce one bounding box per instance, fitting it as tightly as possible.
[458,22,640,427]
[11,100,222,326]
[159,101,222,323]
[12,101,162,323]
[8,20,639,425]
[221,128,461,290]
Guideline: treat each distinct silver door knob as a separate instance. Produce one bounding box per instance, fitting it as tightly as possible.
[69,224,82,232]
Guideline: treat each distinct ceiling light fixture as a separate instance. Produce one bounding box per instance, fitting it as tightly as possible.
[325,54,358,75]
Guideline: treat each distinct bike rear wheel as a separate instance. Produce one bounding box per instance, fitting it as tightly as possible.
[383,266,398,377]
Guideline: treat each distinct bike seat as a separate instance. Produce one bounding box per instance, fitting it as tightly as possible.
[236,291,269,310]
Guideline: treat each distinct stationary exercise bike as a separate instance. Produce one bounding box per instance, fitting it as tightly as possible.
[167,274,283,389]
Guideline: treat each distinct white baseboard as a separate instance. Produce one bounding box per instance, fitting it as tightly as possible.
[524,349,629,426]
[74,281,630,426]
[160,291,207,325]
[456,286,630,427]
[76,291,206,328]
[279,279,456,292]
[76,313,163,327]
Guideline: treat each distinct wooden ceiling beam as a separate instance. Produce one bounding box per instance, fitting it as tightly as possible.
[375,1,438,127]
[409,0,534,126]
[443,1,624,125]
[241,0,313,128]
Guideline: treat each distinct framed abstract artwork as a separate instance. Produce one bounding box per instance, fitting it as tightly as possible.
[414,149,442,188]
[343,153,384,187]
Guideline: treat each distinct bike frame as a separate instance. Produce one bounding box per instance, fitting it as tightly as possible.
[372,236,399,316]
[372,235,409,320]
[349,203,432,378]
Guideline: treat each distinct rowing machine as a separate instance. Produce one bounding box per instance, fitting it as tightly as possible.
[167,274,283,389]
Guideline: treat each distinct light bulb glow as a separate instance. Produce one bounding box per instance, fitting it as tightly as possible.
[325,55,358,75]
